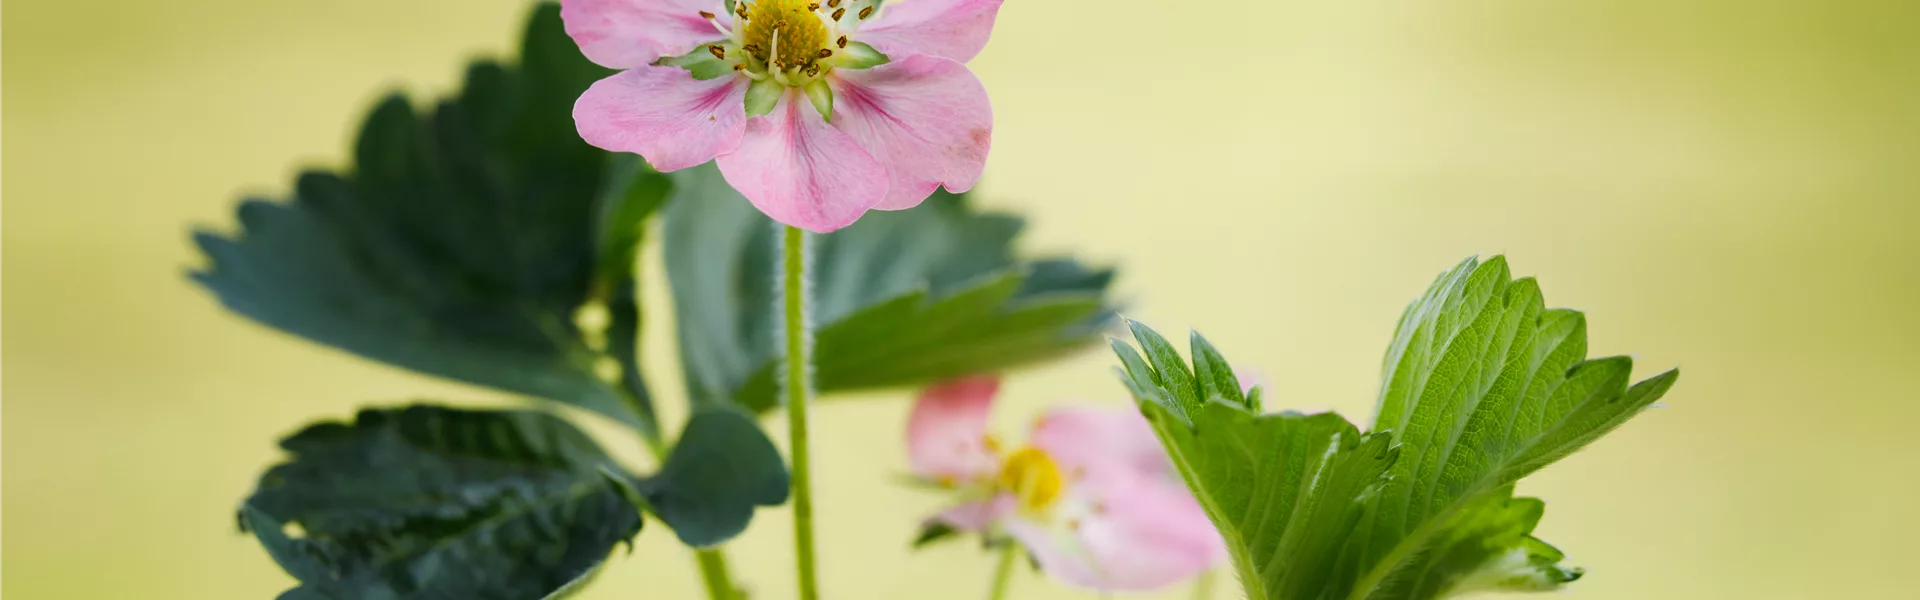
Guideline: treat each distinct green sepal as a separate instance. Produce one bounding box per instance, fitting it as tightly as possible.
[656,41,739,80]
[835,41,890,69]
[745,77,785,117]
[911,521,960,549]
[804,78,834,121]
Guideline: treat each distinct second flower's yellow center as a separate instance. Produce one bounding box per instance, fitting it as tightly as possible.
[740,0,831,71]
[997,447,1066,517]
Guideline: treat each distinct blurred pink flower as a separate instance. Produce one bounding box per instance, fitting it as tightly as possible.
[563,0,999,232]
[906,376,1226,591]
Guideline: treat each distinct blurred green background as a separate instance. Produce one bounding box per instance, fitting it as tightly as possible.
[5,0,1918,598]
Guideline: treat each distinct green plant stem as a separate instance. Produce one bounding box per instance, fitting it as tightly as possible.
[987,543,1018,600]
[782,225,821,600]
[695,548,739,600]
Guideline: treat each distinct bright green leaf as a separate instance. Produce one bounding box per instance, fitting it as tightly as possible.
[1347,256,1678,600]
[664,162,1118,413]
[189,5,668,438]
[1364,490,1583,599]
[1114,329,1398,600]
[1112,256,1678,600]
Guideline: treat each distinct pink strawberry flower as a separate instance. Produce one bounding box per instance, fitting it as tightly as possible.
[906,376,1226,591]
[563,0,999,232]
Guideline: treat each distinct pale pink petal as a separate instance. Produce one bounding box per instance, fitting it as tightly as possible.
[1005,481,1224,591]
[1015,407,1226,590]
[1030,407,1173,491]
[904,376,1001,482]
[574,67,748,172]
[929,494,1014,532]
[562,0,731,69]
[829,54,991,211]
[858,0,1003,63]
[716,92,888,232]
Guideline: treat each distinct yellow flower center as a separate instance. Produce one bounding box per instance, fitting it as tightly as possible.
[997,447,1066,517]
[740,0,831,72]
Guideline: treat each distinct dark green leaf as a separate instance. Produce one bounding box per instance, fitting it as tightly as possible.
[189,4,669,437]
[636,407,791,547]
[241,403,790,598]
[1111,256,1677,600]
[240,405,645,600]
[664,163,1118,412]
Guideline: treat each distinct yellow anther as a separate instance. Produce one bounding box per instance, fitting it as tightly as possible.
[997,447,1066,517]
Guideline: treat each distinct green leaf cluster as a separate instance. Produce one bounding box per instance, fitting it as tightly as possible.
[1113,256,1677,600]
[191,3,1120,598]
[665,163,1116,413]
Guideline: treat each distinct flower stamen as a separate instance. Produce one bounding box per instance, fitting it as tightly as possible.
[700,11,733,37]
[998,447,1066,518]
[741,0,832,80]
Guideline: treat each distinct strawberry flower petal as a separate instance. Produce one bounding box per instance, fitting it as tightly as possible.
[930,495,1015,532]
[716,93,889,232]
[574,66,749,172]
[1029,407,1172,490]
[562,0,730,69]
[905,376,1002,482]
[859,0,1004,63]
[830,55,992,211]
[1005,479,1224,591]
[1018,407,1227,590]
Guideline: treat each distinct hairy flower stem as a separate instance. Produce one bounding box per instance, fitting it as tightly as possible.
[695,548,741,600]
[987,543,1019,600]
[781,224,822,600]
